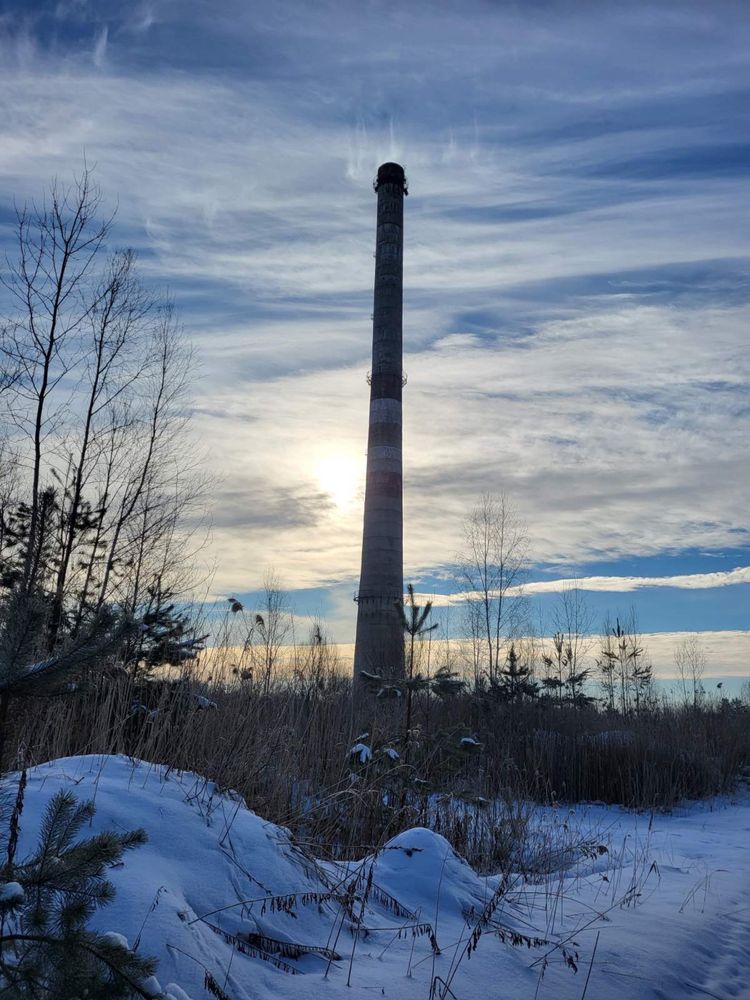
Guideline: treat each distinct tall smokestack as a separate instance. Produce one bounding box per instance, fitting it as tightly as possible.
[353,162,407,681]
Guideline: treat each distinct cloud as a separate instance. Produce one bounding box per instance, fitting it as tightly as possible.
[92,24,107,67]
[211,630,750,681]
[524,567,750,594]
[0,0,747,610]
[413,567,750,607]
[635,630,750,679]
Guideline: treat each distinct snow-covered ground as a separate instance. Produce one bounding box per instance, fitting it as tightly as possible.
[2,755,749,999]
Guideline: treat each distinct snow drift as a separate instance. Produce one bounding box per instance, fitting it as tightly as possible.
[2,755,750,999]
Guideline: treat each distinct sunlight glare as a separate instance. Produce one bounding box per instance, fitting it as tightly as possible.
[316,454,360,510]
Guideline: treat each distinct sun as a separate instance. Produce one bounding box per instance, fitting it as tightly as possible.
[316,454,360,510]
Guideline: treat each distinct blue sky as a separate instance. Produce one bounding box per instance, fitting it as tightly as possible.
[0,1,748,668]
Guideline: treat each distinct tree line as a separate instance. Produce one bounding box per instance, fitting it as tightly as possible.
[356,491,720,716]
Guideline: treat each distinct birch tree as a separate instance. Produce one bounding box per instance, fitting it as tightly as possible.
[456,493,529,686]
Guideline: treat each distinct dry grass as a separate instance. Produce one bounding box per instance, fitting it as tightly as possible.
[6,659,749,870]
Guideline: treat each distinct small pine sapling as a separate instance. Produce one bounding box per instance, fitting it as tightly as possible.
[491,643,538,703]
[0,782,160,998]
[397,585,438,763]
[430,667,465,698]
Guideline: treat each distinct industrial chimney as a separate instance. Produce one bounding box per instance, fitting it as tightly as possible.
[353,162,407,681]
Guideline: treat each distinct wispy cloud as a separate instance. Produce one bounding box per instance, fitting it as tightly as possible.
[92,24,107,67]
[414,567,750,607]
[524,567,750,594]
[0,0,747,620]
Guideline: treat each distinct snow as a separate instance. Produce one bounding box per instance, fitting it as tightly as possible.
[164,986,192,1000]
[192,694,217,710]
[0,881,24,905]
[101,930,130,950]
[3,754,750,999]
[460,735,481,747]
[349,741,372,763]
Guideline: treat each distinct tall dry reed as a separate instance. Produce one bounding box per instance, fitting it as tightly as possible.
[6,665,749,867]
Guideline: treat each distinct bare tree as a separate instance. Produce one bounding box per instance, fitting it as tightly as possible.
[94,310,193,614]
[71,407,131,633]
[250,571,292,694]
[674,634,707,709]
[0,172,110,590]
[542,585,595,706]
[456,493,529,687]
[47,250,150,646]
[0,168,205,668]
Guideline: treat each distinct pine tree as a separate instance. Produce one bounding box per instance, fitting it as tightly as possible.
[0,489,60,594]
[0,590,133,768]
[541,632,567,706]
[130,582,207,677]
[0,782,158,998]
[542,633,592,708]
[493,643,538,703]
[597,616,649,714]
[430,666,465,698]
[631,657,654,714]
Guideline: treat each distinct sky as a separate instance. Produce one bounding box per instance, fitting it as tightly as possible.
[0,0,748,673]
